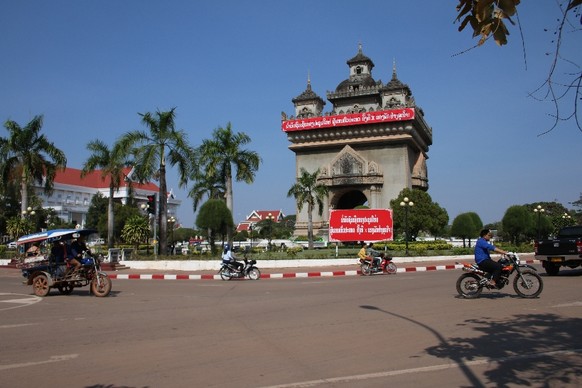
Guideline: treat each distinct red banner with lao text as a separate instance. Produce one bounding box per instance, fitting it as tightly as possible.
[329,209,393,242]
[282,108,414,132]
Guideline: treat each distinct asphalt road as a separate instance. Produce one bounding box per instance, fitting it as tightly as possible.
[1,264,581,388]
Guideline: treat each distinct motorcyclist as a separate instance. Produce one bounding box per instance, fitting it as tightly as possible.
[475,229,508,287]
[71,235,91,261]
[63,240,82,277]
[366,242,382,268]
[222,244,243,273]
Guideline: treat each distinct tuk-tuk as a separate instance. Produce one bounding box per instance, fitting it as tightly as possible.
[17,229,112,297]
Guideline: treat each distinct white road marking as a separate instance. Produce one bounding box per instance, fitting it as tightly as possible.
[552,301,582,308]
[0,293,42,311]
[259,348,582,388]
[0,354,78,371]
[0,323,39,329]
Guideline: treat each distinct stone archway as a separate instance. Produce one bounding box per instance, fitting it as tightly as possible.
[281,46,432,239]
[332,190,368,210]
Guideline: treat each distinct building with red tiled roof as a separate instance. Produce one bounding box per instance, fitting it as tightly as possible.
[32,167,181,227]
[236,210,285,233]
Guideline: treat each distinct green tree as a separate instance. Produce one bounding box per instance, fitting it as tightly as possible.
[502,205,534,245]
[6,216,34,240]
[0,181,20,235]
[82,139,131,248]
[121,215,150,251]
[113,204,142,244]
[195,199,234,254]
[188,172,225,212]
[287,168,329,250]
[85,192,109,233]
[450,212,480,248]
[466,212,483,247]
[570,193,582,225]
[525,201,570,236]
[390,188,448,240]
[172,227,199,243]
[198,122,261,242]
[255,217,290,247]
[526,202,555,240]
[426,202,449,239]
[118,108,195,255]
[0,115,67,214]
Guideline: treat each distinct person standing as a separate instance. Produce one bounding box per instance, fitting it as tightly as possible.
[475,229,508,287]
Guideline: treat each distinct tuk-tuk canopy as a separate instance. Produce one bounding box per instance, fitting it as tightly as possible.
[17,229,98,245]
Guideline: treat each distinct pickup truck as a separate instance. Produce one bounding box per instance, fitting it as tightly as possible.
[534,225,582,276]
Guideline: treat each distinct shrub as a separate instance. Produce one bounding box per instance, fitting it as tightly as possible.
[286,247,303,257]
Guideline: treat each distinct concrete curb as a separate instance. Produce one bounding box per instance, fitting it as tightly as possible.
[107,259,539,281]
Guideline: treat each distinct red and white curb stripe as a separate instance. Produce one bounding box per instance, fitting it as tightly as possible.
[107,260,538,281]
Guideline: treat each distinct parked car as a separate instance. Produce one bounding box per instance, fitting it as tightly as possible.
[6,241,17,249]
[535,225,582,275]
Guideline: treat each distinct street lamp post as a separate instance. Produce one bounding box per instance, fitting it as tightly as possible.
[562,212,572,227]
[20,206,37,237]
[248,224,253,250]
[533,205,545,241]
[266,213,275,251]
[399,197,414,256]
[141,203,156,257]
[22,206,35,218]
[168,216,176,255]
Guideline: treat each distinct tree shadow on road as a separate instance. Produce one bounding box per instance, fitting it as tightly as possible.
[361,305,582,387]
[427,313,582,387]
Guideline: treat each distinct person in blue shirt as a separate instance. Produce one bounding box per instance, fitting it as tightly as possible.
[475,229,508,287]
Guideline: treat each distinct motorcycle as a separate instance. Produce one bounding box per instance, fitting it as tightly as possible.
[456,253,543,299]
[359,253,397,276]
[218,256,261,280]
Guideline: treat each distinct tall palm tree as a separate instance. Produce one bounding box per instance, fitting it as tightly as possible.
[198,122,261,241]
[188,171,226,212]
[117,108,194,254]
[81,139,130,248]
[287,168,329,250]
[0,115,67,215]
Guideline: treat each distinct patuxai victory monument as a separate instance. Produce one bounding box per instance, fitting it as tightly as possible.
[281,44,433,239]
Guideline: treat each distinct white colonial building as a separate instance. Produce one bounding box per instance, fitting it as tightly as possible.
[32,167,181,228]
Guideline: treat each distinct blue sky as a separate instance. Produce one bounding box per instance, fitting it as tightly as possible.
[2,1,580,228]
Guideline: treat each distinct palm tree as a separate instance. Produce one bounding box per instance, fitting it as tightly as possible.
[287,168,329,249]
[121,215,151,252]
[0,115,66,214]
[81,139,131,249]
[188,172,226,212]
[6,216,34,240]
[198,122,261,241]
[117,108,194,254]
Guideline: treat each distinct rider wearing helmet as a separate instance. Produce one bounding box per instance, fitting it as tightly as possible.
[222,244,243,273]
[366,242,382,268]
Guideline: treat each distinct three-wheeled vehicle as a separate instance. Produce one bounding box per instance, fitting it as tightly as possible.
[17,228,112,297]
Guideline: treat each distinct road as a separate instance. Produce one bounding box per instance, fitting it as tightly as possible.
[1,264,581,388]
